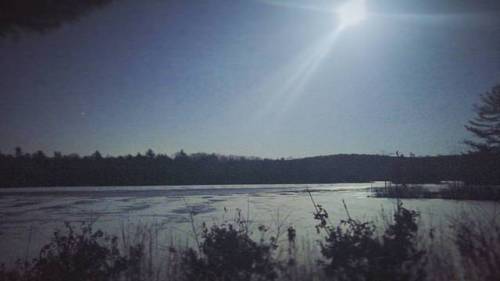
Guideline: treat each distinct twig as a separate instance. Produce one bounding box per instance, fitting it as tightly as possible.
[306,188,332,236]
[307,188,320,214]
[246,196,251,234]
[24,224,33,264]
[342,199,352,221]
[182,198,201,252]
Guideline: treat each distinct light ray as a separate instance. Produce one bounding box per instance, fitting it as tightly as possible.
[251,0,368,124]
[252,28,342,122]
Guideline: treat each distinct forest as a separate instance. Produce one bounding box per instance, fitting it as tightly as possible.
[1,148,498,187]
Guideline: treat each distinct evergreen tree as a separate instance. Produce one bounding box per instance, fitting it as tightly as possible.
[465,84,500,153]
[15,147,23,158]
[145,149,155,158]
[91,150,103,159]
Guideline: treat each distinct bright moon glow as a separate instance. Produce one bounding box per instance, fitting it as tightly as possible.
[254,0,368,121]
[336,0,367,29]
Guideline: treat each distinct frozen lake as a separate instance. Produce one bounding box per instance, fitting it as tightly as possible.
[0,182,495,264]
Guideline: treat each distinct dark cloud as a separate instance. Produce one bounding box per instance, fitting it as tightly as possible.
[0,0,114,37]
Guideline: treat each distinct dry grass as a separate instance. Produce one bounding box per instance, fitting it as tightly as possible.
[2,201,500,281]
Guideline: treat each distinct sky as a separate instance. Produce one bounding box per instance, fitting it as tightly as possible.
[1,0,500,158]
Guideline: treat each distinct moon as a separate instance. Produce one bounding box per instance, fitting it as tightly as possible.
[336,0,367,29]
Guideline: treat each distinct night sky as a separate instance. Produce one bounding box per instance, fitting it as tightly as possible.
[1,0,500,158]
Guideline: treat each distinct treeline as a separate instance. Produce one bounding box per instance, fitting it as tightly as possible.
[0,148,498,187]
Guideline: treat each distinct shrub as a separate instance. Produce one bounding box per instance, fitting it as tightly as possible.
[34,222,129,281]
[440,185,500,201]
[371,185,434,199]
[0,222,130,281]
[318,201,425,281]
[453,213,500,281]
[181,222,277,281]
[0,261,34,281]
